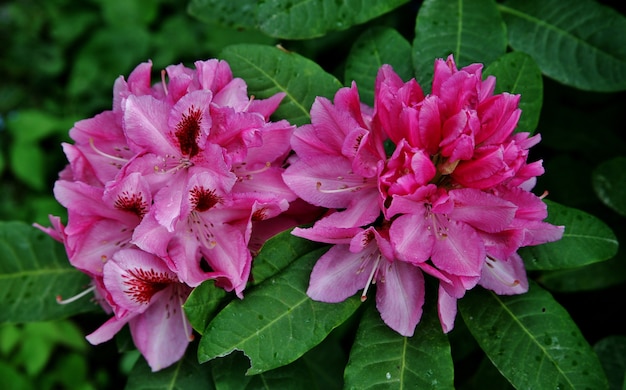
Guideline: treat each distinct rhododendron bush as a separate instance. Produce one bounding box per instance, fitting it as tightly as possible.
[2,0,625,389]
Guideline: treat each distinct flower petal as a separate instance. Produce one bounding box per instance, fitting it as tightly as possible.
[307,244,371,303]
[375,261,425,337]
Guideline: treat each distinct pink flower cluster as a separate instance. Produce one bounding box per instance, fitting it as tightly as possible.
[38,54,563,370]
[37,59,301,371]
[283,55,564,336]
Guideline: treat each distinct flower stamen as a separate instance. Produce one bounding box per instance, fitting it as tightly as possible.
[361,255,381,302]
[56,285,96,305]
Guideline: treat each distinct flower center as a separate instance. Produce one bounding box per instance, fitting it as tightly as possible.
[190,186,222,212]
[114,191,148,218]
[175,106,203,158]
[123,268,176,304]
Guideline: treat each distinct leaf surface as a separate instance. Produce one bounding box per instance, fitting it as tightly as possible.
[592,156,626,217]
[344,303,454,390]
[484,52,543,135]
[0,221,98,323]
[520,201,618,270]
[413,0,507,89]
[197,248,361,374]
[500,0,626,91]
[257,0,409,39]
[220,44,343,126]
[344,26,413,106]
[460,283,608,390]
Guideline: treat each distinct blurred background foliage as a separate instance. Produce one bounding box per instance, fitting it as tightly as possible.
[1,0,625,388]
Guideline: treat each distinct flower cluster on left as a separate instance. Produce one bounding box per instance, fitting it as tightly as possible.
[35,59,299,371]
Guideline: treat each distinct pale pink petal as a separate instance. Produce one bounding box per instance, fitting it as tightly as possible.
[375,261,425,337]
[212,78,249,110]
[307,244,371,303]
[283,155,376,208]
[123,95,176,156]
[389,213,434,264]
[129,285,193,371]
[292,224,363,245]
[437,284,458,333]
[448,188,517,233]
[193,59,232,93]
[479,253,528,295]
[431,218,485,277]
[168,90,213,153]
[104,249,179,314]
[248,93,286,120]
[86,312,134,345]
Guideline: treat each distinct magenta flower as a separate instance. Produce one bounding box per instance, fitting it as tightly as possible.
[37,58,298,371]
[283,55,564,336]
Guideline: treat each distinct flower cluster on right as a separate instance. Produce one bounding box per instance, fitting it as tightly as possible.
[283,55,564,337]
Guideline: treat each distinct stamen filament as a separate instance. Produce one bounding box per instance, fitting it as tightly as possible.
[89,138,129,163]
[178,290,195,342]
[316,181,369,194]
[161,69,168,96]
[361,256,381,302]
[57,285,96,305]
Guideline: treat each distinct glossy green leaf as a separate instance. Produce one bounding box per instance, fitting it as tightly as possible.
[187,0,257,30]
[520,200,618,271]
[344,303,454,390]
[484,52,543,135]
[125,343,214,390]
[500,0,626,92]
[460,282,609,390]
[220,44,343,126]
[592,156,626,217]
[212,350,315,389]
[183,280,228,335]
[0,221,98,323]
[594,336,626,390]
[413,0,507,89]
[197,248,361,374]
[536,256,626,293]
[344,26,413,106]
[251,228,324,287]
[257,0,409,39]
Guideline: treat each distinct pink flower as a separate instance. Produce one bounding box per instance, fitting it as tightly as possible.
[37,58,298,370]
[85,249,192,372]
[284,55,564,336]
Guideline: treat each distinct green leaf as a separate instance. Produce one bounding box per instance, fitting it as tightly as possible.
[500,0,626,92]
[520,200,618,271]
[459,282,609,390]
[212,350,315,389]
[9,142,45,191]
[344,303,454,390]
[187,0,257,30]
[197,247,361,374]
[484,52,543,135]
[251,228,323,286]
[212,333,345,389]
[592,156,626,217]
[220,44,343,126]
[344,26,413,106]
[413,0,507,89]
[125,343,214,390]
[0,221,98,323]
[183,280,228,335]
[257,0,409,39]
[6,109,68,142]
[594,336,626,390]
[536,256,626,293]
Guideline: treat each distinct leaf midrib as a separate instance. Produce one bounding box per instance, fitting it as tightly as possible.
[226,49,311,120]
[490,292,574,389]
[498,4,624,63]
